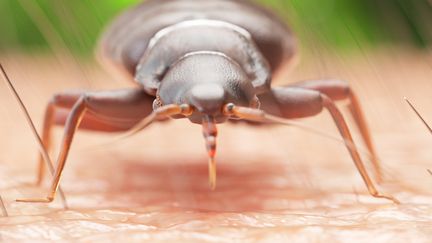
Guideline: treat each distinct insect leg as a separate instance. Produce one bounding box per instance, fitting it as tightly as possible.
[35,89,169,184]
[320,95,397,203]
[0,64,68,208]
[257,87,398,203]
[36,102,55,185]
[16,89,158,203]
[16,96,86,203]
[35,92,124,185]
[290,79,382,183]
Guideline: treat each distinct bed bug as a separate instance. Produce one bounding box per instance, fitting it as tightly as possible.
[12,0,397,203]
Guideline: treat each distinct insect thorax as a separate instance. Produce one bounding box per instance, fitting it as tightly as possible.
[135,19,271,98]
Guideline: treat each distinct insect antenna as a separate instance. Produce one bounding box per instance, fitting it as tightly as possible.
[404,97,432,134]
[114,104,193,141]
[223,104,373,160]
[0,64,69,209]
[202,116,218,190]
[0,195,8,217]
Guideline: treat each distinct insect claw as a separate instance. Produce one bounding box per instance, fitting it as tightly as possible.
[16,196,54,203]
[375,194,400,204]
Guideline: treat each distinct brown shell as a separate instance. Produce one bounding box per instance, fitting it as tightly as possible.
[98,0,296,82]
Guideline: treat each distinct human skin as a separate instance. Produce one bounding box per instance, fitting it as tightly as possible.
[0,51,432,242]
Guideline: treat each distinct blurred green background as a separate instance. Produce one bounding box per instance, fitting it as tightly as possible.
[0,0,431,54]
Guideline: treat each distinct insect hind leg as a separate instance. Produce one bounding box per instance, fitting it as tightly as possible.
[257,87,398,203]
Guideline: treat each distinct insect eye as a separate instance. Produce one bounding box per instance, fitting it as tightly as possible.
[222,103,236,116]
[180,104,194,116]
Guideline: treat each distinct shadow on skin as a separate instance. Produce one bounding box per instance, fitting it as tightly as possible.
[96,157,331,212]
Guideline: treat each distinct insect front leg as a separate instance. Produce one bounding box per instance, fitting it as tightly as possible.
[17,89,156,203]
[35,89,158,185]
[290,79,381,182]
[258,87,398,203]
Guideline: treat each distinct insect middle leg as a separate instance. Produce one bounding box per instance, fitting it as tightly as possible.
[19,89,155,202]
[290,79,382,182]
[259,87,398,203]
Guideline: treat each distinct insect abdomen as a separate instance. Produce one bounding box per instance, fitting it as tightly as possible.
[98,0,296,81]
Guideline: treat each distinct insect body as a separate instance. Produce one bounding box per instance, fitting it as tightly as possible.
[17,0,398,203]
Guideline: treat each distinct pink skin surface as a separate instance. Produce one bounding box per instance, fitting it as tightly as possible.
[0,50,432,242]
